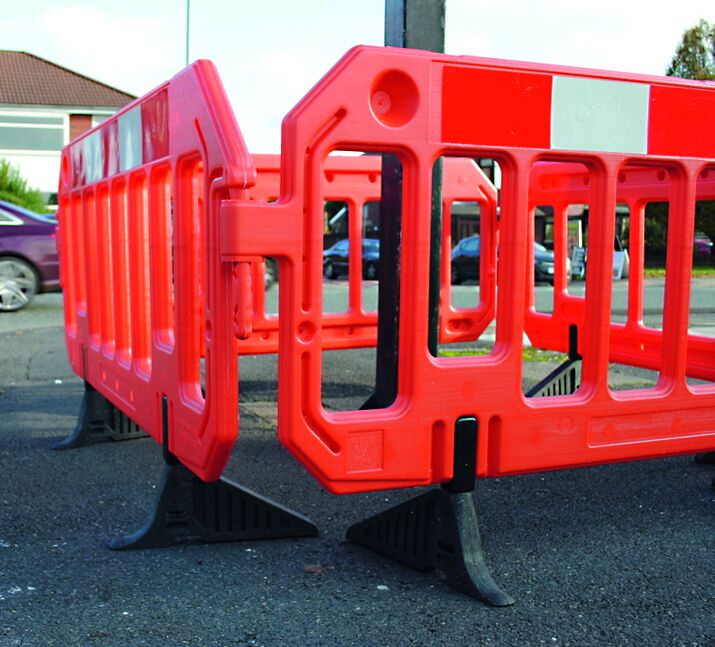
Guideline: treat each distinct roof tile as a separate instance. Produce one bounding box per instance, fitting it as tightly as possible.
[0,50,135,108]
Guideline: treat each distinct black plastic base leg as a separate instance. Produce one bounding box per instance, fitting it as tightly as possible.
[346,488,514,607]
[108,462,318,550]
[53,382,148,450]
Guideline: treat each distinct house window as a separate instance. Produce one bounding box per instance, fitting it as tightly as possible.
[0,113,66,152]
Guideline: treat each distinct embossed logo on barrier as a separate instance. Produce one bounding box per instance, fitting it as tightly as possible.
[348,430,383,472]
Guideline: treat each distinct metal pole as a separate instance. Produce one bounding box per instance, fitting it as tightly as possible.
[363,0,445,409]
[185,0,191,67]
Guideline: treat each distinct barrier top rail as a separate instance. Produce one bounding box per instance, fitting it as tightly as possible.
[221,45,715,494]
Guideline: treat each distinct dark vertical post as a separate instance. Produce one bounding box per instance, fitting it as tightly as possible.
[364,0,445,409]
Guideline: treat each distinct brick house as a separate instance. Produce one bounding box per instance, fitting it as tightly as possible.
[0,50,135,205]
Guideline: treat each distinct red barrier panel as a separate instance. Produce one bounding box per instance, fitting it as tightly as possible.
[220,45,715,494]
[59,61,254,480]
[238,154,497,354]
[524,161,715,381]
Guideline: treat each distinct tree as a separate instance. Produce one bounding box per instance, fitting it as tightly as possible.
[666,19,715,80]
[0,159,49,213]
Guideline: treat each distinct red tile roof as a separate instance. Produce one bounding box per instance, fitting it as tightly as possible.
[0,50,135,108]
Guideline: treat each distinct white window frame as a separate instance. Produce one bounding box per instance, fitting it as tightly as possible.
[0,110,69,154]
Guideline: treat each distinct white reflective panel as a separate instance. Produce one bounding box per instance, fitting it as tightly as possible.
[118,106,143,172]
[83,131,103,183]
[551,76,649,155]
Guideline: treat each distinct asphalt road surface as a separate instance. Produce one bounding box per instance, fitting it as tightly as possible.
[0,289,713,647]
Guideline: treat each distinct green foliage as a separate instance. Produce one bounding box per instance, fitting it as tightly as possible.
[644,202,669,255]
[666,19,715,80]
[0,159,49,213]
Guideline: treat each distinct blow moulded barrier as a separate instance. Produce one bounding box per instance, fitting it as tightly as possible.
[60,46,715,493]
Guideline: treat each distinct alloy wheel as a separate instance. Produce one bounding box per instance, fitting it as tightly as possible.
[0,258,38,312]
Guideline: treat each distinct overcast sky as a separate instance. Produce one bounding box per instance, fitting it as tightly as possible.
[3,1,713,152]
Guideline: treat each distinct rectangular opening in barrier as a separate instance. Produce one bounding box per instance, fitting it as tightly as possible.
[606,199,633,394]
[449,200,482,308]
[128,171,151,378]
[687,167,715,390]
[175,157,206,404]
[322,198,350,314]
[321,152,401,412]
[432,156,500,360]
[264,258,279,317]
[361,201,380,313]
[110,178,132,367]
[237,353,279,433]
[522,161,589,400]
[643,198,669,331]
[565,200,590,299]
[83,189,100,346]
[150,164,174,350]
[608,165,672,393]
[96,184,115,354]
[611,203,631,325]
[532,205,554,315]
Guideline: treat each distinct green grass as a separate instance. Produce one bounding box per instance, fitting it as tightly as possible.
[644,266,715,278]
[439,347,565,362]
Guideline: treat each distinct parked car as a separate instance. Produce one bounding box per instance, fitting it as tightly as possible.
[264,257,278,289]
[450,235,558,285]
[0,200,59,311]
[323,238,380,280]
[694,231,713,257]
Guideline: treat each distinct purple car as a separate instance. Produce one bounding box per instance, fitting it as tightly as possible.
[694,231,713,257]
[0,200,59,311]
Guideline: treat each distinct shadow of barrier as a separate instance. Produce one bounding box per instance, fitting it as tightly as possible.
[56,47,715,606]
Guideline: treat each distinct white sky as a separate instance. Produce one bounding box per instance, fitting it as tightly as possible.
[2,0,714,152]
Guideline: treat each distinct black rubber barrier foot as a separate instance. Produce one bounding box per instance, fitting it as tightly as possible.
[525,324,582,399]
[53,382,148,450]
[107,462,318,550]
[346,488,514,607]
[694,452,715,465]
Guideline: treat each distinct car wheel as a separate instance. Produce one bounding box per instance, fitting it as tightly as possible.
[363,262,378,280]
[451,264,462,285]
[0,257,39,312]
[264,257,278,290]
[323,260,336,279]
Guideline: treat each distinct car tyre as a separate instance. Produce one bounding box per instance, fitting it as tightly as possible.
[451,264,462,285]
[264,257,278,290]
[363,262,378,280]
[0,256,39,312]
[323,260,336,279]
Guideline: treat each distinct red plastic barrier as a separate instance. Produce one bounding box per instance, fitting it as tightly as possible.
[220,46,715,493]
[524,162,715,381]
[238,154,497,354]
[59,61,254,480]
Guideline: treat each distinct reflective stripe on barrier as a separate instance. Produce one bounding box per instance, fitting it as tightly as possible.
[220,46,715,493]
[59,60,254,480]
[238,154,497,355]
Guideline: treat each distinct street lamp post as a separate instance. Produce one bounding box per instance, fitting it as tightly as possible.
[185,0,190,67]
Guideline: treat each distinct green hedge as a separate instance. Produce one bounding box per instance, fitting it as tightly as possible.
[0,159,50,213]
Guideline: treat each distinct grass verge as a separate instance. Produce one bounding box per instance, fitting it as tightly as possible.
[439,347,565,362]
